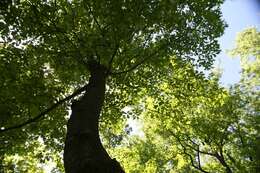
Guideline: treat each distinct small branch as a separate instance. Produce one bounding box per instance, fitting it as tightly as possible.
[107,43,119,72]
[216,148,233,173]
[197,146,201,168]
[236,125,245,147]
[84,1,103,33]
[111,59,145,75]
[186,138,216,157]
[110,38,165,76]
[30,1,88,69]
[110,52,153,75]
[196,146,210,173]
[189,151,209,173]
[0,85,88,133]
[174,134,209,173]
[226,153,238,166]
[186,137,232,173]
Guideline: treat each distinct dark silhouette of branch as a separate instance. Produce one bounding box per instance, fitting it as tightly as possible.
[215,148,233,173]
[186,137,216,157]
[186,137,233,173]
[108,43,119,72]
[82,0,104,34]
[110,54,152,75]
[30,1,89,68]
[197,146,203,171]
[186,150,209,173]
[110,40,165,76]
[226,153,237,165]
[173,133,210,173]
[0,85,88,133]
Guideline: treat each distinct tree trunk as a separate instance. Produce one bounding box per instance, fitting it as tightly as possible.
[64,63,125,173]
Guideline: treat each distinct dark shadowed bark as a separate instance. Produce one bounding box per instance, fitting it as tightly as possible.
[64,62,125,173]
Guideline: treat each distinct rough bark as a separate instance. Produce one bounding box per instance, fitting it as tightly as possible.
[64,62,125,173]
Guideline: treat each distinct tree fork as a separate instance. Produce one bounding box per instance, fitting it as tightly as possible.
[64,61,125,173]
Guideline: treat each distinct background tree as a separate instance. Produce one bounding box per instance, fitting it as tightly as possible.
[228,27,260,172]
[111,28,259,173]
[0,0,225,172]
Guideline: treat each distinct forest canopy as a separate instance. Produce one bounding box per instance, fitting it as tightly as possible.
[0,0,259,172]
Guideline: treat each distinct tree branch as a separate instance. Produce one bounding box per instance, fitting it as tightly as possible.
[0,85,88,133]
[174,134,210,173]
[30,1,89,68]
[197,146,202,170]
[216,148,233,173]
[107,43,119,72]
[83,1,103,33]
[186,137,216,157]
[110,38,165,76]
[110,53,153,76]
[187,137,233,173]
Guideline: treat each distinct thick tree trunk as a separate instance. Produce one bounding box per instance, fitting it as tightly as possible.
[64,63,125,173]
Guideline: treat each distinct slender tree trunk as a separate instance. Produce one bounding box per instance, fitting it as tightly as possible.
[64,63,125,173]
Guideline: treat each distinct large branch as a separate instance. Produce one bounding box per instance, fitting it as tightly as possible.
[0,85,87,133]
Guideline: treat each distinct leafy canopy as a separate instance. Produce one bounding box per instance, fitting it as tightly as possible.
[0,0,226,172]
[110,28,260,173]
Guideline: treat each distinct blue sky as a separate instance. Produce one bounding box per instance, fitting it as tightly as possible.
[216,0,260,86]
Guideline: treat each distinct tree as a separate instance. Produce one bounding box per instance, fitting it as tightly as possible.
[228,27,260,172]
[113,63,238,173]
[112,28,259,173]
[0,0,225,172]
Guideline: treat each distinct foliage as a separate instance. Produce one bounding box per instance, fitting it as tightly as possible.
[229,27,260,91]
[0,0,226,172]
[2,139,64,173]
[229,27,260,172]
[109,28,260,173]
